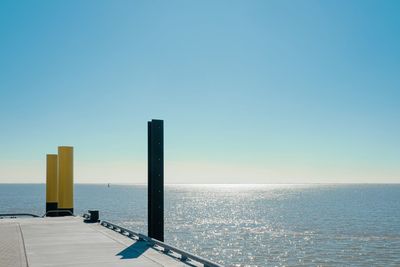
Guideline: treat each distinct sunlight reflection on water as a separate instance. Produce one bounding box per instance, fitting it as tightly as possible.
[1,184,400,266]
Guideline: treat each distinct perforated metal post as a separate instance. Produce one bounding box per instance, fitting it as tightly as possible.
[148,119,164,241]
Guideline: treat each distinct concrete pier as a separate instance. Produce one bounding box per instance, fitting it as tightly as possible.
[0,217,210,267]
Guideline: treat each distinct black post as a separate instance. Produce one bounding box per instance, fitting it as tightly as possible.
[46,203,58,216]
[148,119,164,241]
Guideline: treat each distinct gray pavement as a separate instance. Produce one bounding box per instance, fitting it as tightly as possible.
[0,217,200,267]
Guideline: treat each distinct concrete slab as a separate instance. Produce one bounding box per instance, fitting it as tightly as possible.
[0,222,27,267]
[0,217,201,267]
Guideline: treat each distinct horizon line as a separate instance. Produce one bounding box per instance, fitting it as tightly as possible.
[0,182,399,185]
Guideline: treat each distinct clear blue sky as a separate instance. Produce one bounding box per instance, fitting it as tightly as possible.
[1,0,399,183]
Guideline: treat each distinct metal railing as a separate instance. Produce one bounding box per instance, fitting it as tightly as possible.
[44,210,74,217]
[0,213,40,218]
[100,220,223,267]
[0,210,74,218]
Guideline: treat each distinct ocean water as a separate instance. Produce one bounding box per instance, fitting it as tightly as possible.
[0,184,399,266]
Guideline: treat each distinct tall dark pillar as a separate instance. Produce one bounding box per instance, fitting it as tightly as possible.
[148,119,164,241]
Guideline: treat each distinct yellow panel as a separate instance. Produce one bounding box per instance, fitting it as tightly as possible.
[46,154,58,203]
[58,146,73,209]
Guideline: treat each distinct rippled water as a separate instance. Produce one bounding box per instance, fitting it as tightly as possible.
[1,184,400,266]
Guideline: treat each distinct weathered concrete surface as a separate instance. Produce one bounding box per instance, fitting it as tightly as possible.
[0,217,199,267]
[0,222,27,267]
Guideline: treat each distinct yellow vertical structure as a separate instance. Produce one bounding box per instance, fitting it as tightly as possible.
[58,146,74,215]
[46,154,58,214]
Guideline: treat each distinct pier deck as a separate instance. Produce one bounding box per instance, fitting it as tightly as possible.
[0,216,203,267]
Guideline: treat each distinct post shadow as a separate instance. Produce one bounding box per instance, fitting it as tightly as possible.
[116,241,149,259]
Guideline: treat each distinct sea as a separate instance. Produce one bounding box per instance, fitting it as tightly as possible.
[0,184,399,267]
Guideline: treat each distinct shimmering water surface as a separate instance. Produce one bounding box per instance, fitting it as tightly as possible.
[1,184,399,266]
